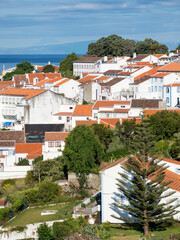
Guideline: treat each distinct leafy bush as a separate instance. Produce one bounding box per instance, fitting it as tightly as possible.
[37,223,54,240]
[17,158,29,166]
[1,179,15,188]
[10,226,27,232]
[12,198,23,212]
[103,148,130,162]
[25,189,39,204]
[0,207,11,224]
[38,181,60,203]
[53,222,70,240]
[33,155,43,165]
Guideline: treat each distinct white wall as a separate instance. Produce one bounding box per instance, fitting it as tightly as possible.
[0,166,32,180]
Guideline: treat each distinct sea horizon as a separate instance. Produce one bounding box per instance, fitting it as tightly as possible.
[0,54,84,75]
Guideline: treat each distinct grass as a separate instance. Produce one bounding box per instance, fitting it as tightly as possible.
[4,202,79,228]
[109,222,180,240]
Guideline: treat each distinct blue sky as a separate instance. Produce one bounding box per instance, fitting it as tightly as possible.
[1,0,180,52]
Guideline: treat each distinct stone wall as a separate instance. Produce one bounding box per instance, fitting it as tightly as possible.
[68,173,101,192]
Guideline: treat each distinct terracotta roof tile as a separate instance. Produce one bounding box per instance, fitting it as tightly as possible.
[100,118,120,129]
[15,143,43,159]
[0,88,46,99]
[121,118,142,124]
[0,140,15,147]
[74,57,102,63]
[164,83,180,87]
[158,63,180,72]
[134,66,161,81]
[144,109,180,116]
[93,100,130,109]
[76,120,98,126]
[152,73,170,78]
[131,99,163,108]
[28,73,61,84]
[0,131,25,143]
[54,79,70,87]
[54,112,73,116]
[45,132,69,141]
[72,105,93,116]
[78,75,99,83]
[153,54,165,58]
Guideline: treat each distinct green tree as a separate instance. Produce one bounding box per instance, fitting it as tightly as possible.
[91,123,113,152]
[38,181,60,202]
[3,61,34,81]
[169,133,180,161]
[33,159,64,182]
[59,52,80,78]
[63,125,104,187]
[42,64,55,73]
[176,44,180,50]
[17,158,29,166]
[37,223,54,240]
[148,110,180,140]
[113,120,177,236]
[115,118,136,149]
[86,35,136,57]
[135,38,168,54]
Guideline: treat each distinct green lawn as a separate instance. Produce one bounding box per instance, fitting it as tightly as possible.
[4,202,78,228]
[109,222,180,240]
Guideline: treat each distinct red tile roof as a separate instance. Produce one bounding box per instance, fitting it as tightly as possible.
[164,83,180,87]
[54,79,70,87]
[93,100,130,109]
[28,73,61,84]
[99,109,129,113]
[100,118,120,129]
[152,73,170,78]
[134,66,161,81]
[144,109,180,116]
[161,158,180,166]
[73,105,93,116]
[45,132,69,141]
[158,63,180,72]
[78,75,99,83]
[54,112,73,116]
[76,120,98,126]
[153,54,164,58]
[0,88,46,99]
[121,118,142,124]
[35,79,50,86]
[15,143,43,160]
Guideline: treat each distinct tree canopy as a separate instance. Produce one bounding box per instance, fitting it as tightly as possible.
[3,61,34,81]
[59,52,80,78]
[177,44,180,50]
[42,64,55,73]
[63,125,104,187]
[86,35,168,57]
[113,120,177,235]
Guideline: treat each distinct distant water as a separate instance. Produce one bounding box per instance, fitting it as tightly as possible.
[0,54,68,74]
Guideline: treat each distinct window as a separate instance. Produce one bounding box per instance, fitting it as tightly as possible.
[166,97,169,103]
[18,157,23,161]
[151,86,153,92]
[166,87,169,93]
[67,116,70,122]
[154,86,157,92]
[55,142,61,147]
[177,87,180,93]
[2,97,4,104]
[158,86,161,92]
[69,107,73,109]
[48,142,54,147]
[155,78,157,82]
[58,117,62,120]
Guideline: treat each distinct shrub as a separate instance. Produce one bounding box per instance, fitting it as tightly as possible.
[25,189,39,204]
[0,207,11,223]
[37,223,54,240]
[12,198,23,212]
[17,158,29,166]
[10,226,27,232]
[33,155,43,165]
[38,181,60,203]
[1,179,15,188]
[53,222,70,240]
[25,171,37,187]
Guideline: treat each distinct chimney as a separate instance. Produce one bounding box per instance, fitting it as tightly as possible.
[104,56,108,62]
[133,53,137,59]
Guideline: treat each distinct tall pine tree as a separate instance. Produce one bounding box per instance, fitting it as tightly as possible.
[113,120,178,236]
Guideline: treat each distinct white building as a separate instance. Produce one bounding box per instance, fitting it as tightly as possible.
[100,157,180,223]
[42,132,69,160]
[0,88,77,127]
[163,83,180,107]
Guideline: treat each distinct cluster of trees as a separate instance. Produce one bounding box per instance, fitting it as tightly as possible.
[86,35,168,57]
[42,64,55,73]
[59,52,80,78]
[3,61,34,81]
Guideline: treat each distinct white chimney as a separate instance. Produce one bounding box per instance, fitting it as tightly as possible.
[104,56,108,62]
[133,53,137,59]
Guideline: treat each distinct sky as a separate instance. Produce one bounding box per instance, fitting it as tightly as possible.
[0,0,180,52]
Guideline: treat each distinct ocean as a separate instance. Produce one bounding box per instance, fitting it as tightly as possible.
[0,54,68,74]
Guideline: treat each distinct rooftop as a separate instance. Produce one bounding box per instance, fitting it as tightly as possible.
[0,88,46,99]
[74,57,102,63]
[45,132,69,141]
[15,143,43,160]
[72,105,93,116]
[131,99,163,108]
[93,100,130,109]
[158,63,180,72]
[0,131,25,143]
